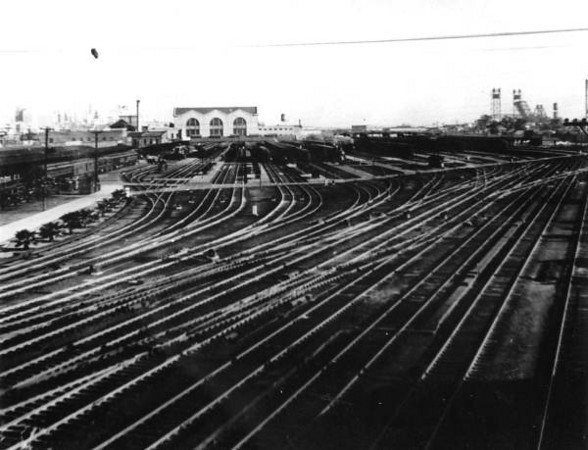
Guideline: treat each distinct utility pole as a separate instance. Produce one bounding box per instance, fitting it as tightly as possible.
[585,79,587,120]
[41,127,52,211]
[91,130,103,192]
[136,99,140,132]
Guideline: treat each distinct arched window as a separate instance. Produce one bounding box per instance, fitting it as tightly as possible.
[186,118,200,137]
[233,117,247,136]
[210,118,223,137]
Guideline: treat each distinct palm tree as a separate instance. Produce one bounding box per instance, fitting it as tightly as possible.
[90,210,101,222]
[111,189,127,202]
[38,222,61,242]
[97,200,110,216]
[60,212,82,234]
[14,229,36,250]
[78,209,94,227]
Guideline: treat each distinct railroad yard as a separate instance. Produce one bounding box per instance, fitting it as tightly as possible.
[1,141,587,450]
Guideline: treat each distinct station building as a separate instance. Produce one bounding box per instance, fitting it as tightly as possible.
[172,107,259,139]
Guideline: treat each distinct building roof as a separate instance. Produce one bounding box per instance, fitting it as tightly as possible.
[0,145,133,168]
[128,130,166,138]
[109,119,136,131]
[259,124,302,128]
[173,107,258,117]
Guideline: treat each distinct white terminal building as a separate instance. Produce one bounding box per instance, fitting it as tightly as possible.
[173,107,259,138]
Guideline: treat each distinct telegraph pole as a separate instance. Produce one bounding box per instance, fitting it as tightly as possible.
[91,130,103,192]
[136,99,140,132]
[41,127,52,211]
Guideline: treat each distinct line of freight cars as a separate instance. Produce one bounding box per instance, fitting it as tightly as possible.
[221,141,345,165]
[352,133,562,157]
[0,145,137,207]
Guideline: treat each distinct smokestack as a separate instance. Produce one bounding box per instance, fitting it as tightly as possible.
[553,102,558,119]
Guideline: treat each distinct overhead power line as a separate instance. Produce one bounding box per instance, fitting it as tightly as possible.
[1,27,586,55]
[252,27,588,48]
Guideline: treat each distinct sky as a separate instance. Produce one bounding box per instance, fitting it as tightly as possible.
[0,0,587,128]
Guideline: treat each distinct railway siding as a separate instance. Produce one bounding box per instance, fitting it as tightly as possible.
[1,155,587,450]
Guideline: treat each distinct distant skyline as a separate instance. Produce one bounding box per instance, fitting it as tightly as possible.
[1,0,587,128]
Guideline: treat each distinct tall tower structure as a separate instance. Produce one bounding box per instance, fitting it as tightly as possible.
[513,89,521,116]
[491,88,501,121]
[534,104,546,118]
[553,103,559,120]
[513,89,531,119]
